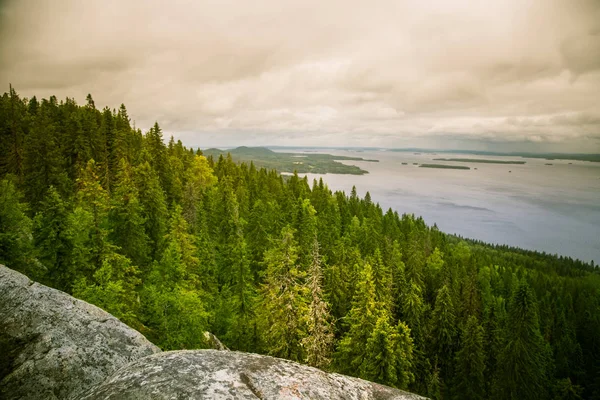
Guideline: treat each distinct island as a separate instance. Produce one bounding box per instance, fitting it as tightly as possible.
[433,158,526,165]
[202,147,378,175]
[390,148,600,162]
[419,164,471,170]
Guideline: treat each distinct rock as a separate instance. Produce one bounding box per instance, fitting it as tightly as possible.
[0,265,160,400]
[204,331,229,350]
[77,350,426,400]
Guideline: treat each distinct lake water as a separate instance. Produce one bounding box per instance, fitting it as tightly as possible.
[279,149,600,264]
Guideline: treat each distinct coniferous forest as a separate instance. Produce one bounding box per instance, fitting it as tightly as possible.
[1,89,600,400]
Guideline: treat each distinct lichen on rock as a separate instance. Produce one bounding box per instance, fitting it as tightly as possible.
[77,350,426,400]
[0,265,160,400]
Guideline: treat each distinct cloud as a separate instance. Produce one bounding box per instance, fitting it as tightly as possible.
[1,0,599,151]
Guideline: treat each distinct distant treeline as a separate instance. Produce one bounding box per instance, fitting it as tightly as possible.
[202,146,377,175]
[392,148,600,163]
[1,89,599,400]
[433,158,526,165]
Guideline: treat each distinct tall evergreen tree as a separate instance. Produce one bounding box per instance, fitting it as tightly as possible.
[336,262,381,374]
[454,315,486,400]
[110,158,150,267]
[494,281,551,400]
[302,237,334,369]
[362,316,400,387]
[33,186,71,289]
[258,226,309,361]
[133,160,168,261]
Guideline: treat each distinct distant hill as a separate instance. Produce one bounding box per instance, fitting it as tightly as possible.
[202,147,378,175]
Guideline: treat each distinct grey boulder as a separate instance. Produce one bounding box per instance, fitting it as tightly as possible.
[0,265,160,400]
[77,350,426,400]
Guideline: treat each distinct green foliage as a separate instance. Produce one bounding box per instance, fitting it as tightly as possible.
[362,316,400,386]
[302,237,334,369]
[2,89,599,399]
[494,282,552,400]
[73,253,141,328]
[454,316,486,400]
[336,262,380,374]
[33,186,70,289]
[0,178,34,276]
[203,146,375,175]
[258,226,309,361]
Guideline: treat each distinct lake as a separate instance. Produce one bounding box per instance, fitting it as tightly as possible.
[278,149,600,264]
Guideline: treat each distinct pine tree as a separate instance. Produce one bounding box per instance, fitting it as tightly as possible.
[302,237,334,369]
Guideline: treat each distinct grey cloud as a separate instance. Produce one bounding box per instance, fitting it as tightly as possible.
[1,0,599,151]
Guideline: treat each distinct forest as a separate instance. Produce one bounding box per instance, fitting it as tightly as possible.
[1,88,599,400]
[202,146,377,175]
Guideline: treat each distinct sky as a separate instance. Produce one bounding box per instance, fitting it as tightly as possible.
[1,0,599,152]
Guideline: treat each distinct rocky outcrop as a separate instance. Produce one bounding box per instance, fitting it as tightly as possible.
[77,350,425,400]
[0,264,425,400]
[0,265,160,400]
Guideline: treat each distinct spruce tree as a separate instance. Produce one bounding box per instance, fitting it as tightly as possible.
[336,262,380,374]
[362,316,399,387]
[454,315,486,400]
[394,321,416,390]
[302,237,334,369]
[429,284,458,394]
[370,247,393,311]
[33,186,71,289]
[133,160,168,261]
[110,158,150,267]
[430,285,458,359]
[65,160,113,284]
[494,281,550,400]
[258,226,309,361]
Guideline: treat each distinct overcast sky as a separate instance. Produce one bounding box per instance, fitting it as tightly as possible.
[1,0,599,152]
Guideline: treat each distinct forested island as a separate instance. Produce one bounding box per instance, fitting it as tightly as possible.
[392,148,600,163]
[203,146,377,175]
[433,158,526,165]
[1,90,599,400]
[419,164,471,170]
